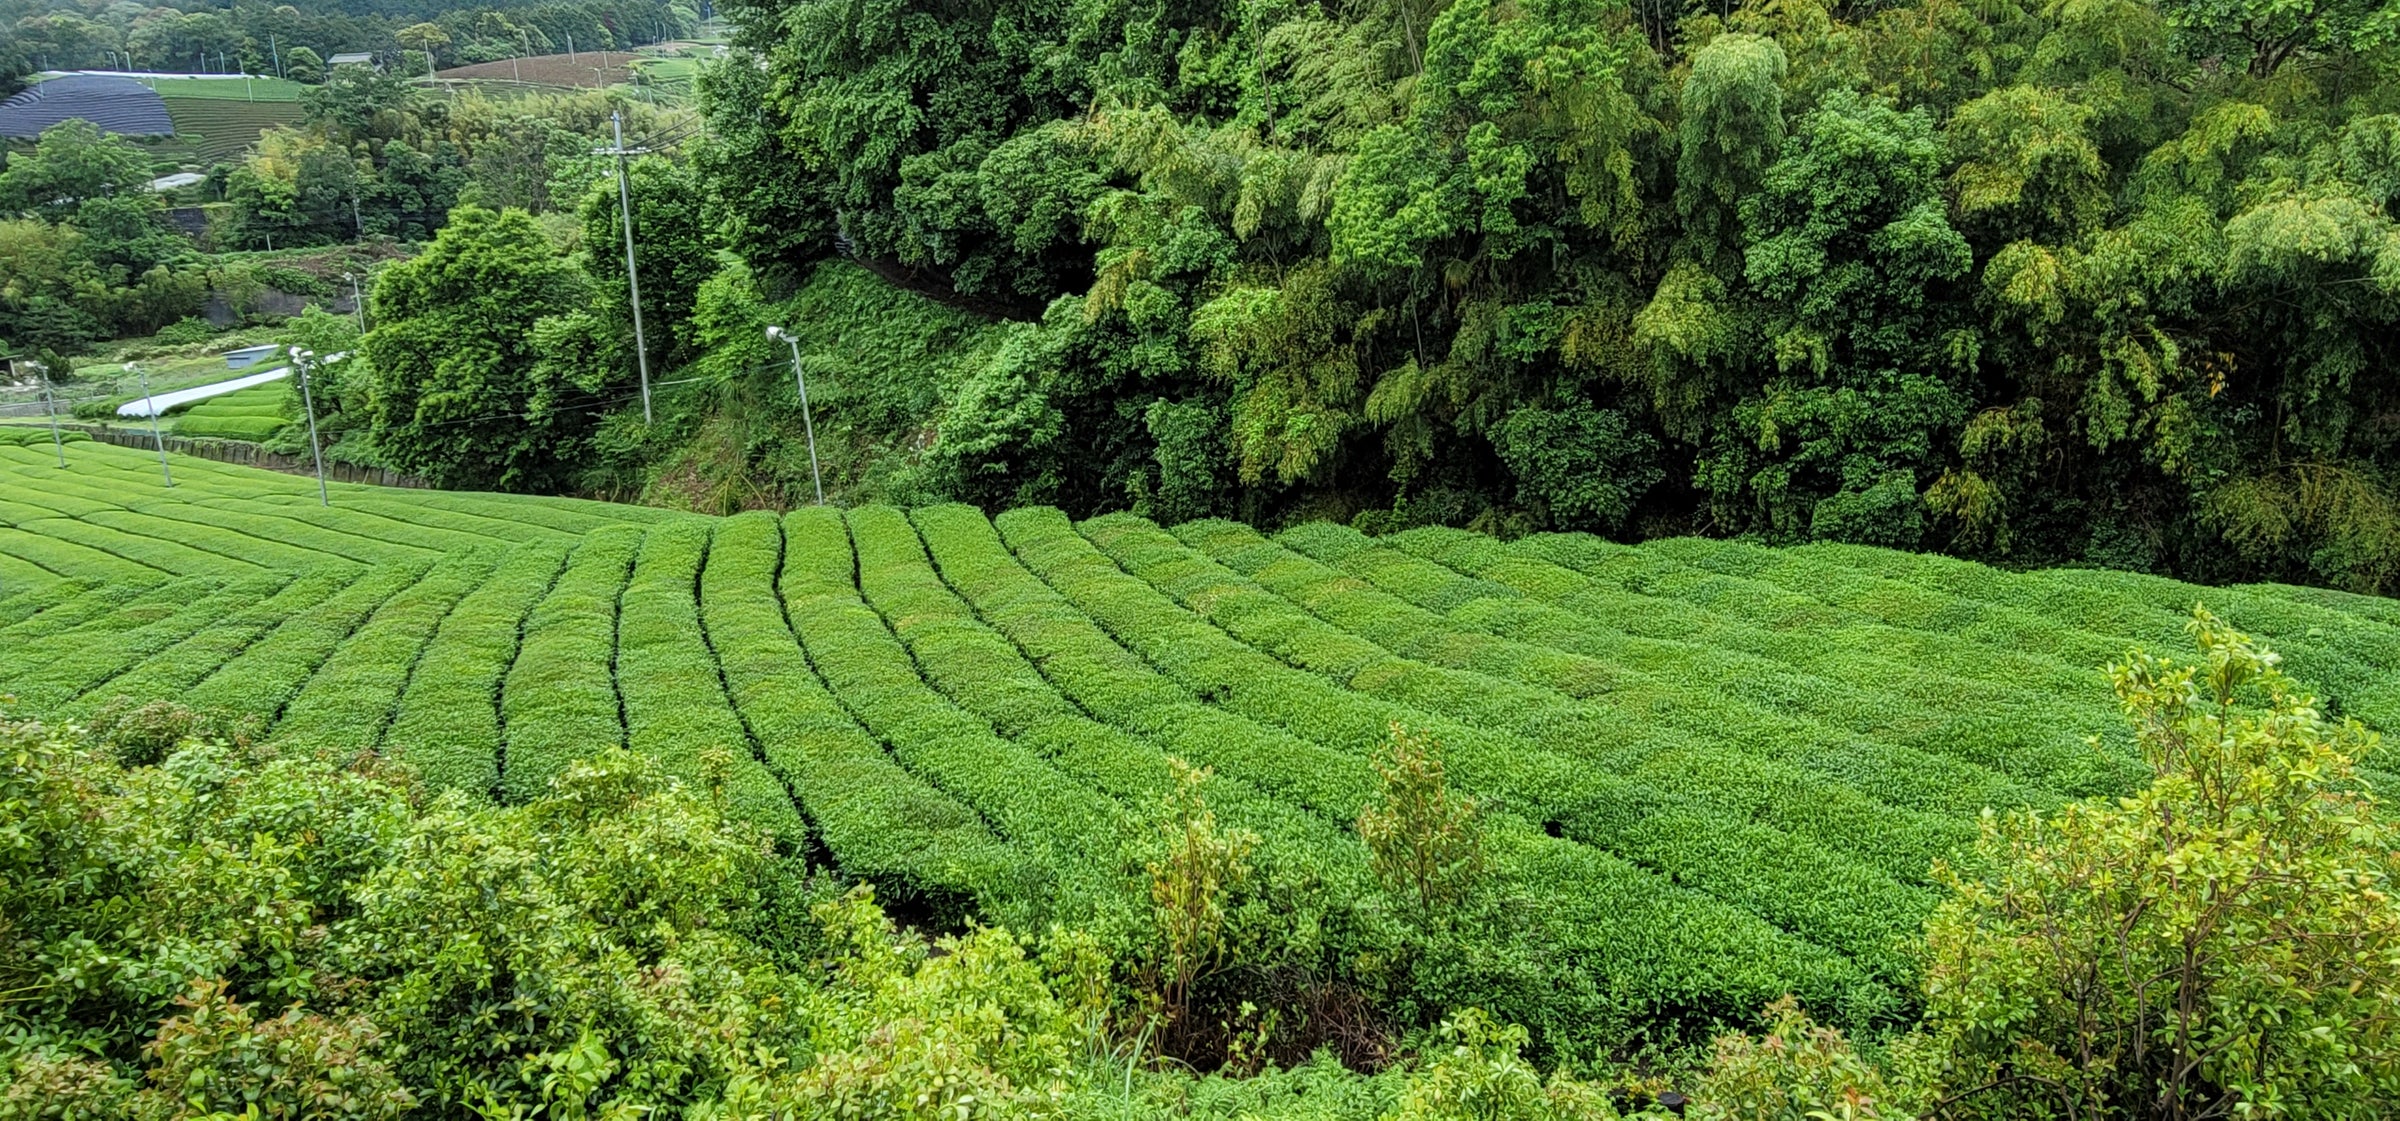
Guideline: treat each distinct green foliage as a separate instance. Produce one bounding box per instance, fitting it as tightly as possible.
[359,206,597,491]
[1140,760,1262,1052]
[140,979,415,1120]
[2156,0,2398,74]
[0,122,208,354]
[0,119,151,224]
[1685,998,1927,1121]
[8,440,2400,1107]
[0,709,1102,1117]
[0,427,88,448]
[687,0,2400,592]
[1921,609,2400,1118]
[1135,397,1230,525]
[175,379,295,442]
[1358,725,1488,928]
[1676,35,1788,266]
[1388,1010,1620,1121]
[763,887,1100,1115]
[578,155,715,370]
[1492,404,1663,535]
[1707,91,1972,545]
[284,46,326,85]
[84,696,256,767]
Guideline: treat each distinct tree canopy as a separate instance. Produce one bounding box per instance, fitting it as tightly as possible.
[689,0,2400,592]
[359,204,602,490]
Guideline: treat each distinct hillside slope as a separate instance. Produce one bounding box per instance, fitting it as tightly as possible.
[3,439,2394,1055]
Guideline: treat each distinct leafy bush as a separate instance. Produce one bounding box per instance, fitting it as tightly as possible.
[154,317,220,346]
[1685,998,1928,1121]
[1359,724,1488,929]
[1921,609,2400,1119]
[0,716,1117,1117]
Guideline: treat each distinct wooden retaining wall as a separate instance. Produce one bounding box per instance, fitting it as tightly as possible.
[55,423,427,489]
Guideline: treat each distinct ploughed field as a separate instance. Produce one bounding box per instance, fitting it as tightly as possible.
[4,439,2397,1040]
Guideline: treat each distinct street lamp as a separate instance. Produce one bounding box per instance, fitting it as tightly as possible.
[127,362,172,487]
[766,325,824,505]
[287,347,329,506]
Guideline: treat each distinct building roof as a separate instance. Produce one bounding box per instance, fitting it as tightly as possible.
[327,53,375,66]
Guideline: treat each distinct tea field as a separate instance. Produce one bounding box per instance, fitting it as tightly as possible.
[3,439,2396,1044]
[168,377,293,441]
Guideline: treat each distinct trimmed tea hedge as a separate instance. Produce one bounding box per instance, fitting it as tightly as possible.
[386,543,574,796]
[6,443,2395,1048]
[498,527,642,801]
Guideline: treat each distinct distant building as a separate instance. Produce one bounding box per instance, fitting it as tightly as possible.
[327,52,376,68]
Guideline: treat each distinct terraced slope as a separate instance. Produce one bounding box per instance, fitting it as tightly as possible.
[0,439,682,590]
[171,377,293,441]
[3,440,2395,1047]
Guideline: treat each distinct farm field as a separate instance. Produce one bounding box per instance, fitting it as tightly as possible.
[434,50,641,89]
[157,95,304,162]
[1,73,303,161]
[169,377,291,440]
[2,440,2395,1053]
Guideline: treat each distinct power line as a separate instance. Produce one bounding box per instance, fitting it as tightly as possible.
[374,369,764,434]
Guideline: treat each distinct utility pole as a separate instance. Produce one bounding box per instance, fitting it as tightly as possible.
[129,363,172,487]
[565,30,575,63]
[346,272,366,332]
[33,360,66,468]
[598,112,653,423]
[350,195,363,238]
[767,326,824,503]
[288,348,330,505]
[270,32,281,78]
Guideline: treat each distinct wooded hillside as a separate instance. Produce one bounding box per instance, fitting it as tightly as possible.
[692,0,2400,592]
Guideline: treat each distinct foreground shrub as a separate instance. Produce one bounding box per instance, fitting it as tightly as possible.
[1922,608,2400,1119]
[0,716,1101,1116]
[1686,997,1928,1121]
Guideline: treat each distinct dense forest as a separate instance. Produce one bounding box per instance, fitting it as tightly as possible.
[647,0,2400,593]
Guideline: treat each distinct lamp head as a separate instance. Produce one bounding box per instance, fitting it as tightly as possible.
[765,325,789,342]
